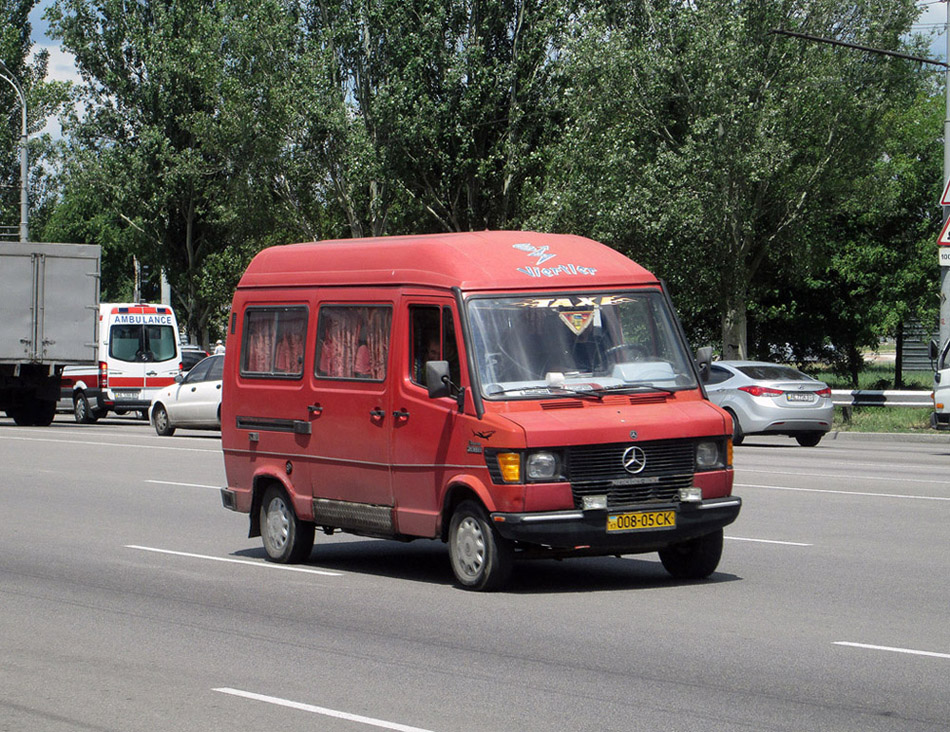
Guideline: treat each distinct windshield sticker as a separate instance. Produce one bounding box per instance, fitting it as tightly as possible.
[514,295,634,309]
[558,311,594,335]
[512,243,597,277]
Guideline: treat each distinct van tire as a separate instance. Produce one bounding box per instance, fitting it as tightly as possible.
[448,500,513,591]
[74,392,99,424]
[658,529,723,580]
[152,404,176,436]
[260,486,314,564]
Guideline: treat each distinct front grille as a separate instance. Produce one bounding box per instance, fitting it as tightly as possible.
[567,439,695,509]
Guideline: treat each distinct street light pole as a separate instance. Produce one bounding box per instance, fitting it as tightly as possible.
[941,2,950,352]
[0,59,28,243]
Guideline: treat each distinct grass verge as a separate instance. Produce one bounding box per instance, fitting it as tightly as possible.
[833,406,933,433]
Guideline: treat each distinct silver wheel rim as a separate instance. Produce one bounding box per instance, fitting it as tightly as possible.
[454,515,486,580]
[155,408,168,432]
[75,398,86,421]
[265,497,291,552]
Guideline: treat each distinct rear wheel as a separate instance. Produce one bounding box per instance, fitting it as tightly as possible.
[448,500,513,591]
[795,432,823,447]
[33,399,56,426]
[260,486,314,563]
[152,404,176,436]
[659,529,723,580]
[726,409,744,446]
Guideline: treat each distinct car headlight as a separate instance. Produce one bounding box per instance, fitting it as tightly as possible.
[526,451,560,481]
[695,440,725,470]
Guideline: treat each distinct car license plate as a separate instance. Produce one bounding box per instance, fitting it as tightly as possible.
[786,392,813,402]
[606,510,676,533]
[115,390,141,400]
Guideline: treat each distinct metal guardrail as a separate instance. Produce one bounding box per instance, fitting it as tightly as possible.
[831,390,933,408]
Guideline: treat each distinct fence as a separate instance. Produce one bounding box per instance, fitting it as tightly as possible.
[831,390,933,408]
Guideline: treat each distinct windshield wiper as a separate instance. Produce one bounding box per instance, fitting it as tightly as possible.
[587,384,676,396]
[484,384,603,400]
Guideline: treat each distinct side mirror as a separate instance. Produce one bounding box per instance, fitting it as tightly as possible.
[174,373,184,383]
[426,361,452,399]
[694,346,713,383]
[929,339,939,371]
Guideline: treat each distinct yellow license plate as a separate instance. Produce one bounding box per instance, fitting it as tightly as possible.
[606,510,676,533]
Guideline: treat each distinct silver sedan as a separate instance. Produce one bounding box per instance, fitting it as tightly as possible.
[705,361,833,447]
[149,354,224,436]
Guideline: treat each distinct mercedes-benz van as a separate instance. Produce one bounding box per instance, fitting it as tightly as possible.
[220,232,740,590]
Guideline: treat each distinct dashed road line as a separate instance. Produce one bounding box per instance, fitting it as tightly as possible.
[126,545,342,577]
[213,688,435,732]
[834,642,950,660]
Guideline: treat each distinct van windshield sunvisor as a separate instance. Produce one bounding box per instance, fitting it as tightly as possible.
[466,291,698,400]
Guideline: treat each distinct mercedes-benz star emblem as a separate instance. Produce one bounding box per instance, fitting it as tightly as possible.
[622,445,647,474]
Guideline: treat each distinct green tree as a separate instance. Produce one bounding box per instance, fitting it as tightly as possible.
[529,0,929,358]
[46,0,245,342]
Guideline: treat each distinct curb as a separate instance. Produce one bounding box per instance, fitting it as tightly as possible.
[825,430,950,444]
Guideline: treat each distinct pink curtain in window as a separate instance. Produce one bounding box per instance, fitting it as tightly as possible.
[246,314,276,372]
[318,308,390,379]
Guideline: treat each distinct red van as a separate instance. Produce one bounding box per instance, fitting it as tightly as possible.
[220,232,740,590]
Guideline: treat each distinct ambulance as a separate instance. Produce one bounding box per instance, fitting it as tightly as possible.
[61,303,181,422]
[219,232,741,590]
[931,337,950,429]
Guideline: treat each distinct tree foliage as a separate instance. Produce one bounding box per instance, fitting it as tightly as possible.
[34,0,943,369]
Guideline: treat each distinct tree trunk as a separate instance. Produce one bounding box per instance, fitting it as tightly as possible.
[721,283,748,360]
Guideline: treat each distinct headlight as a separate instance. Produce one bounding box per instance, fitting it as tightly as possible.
[526,452,560,481]
[695,440,724,470]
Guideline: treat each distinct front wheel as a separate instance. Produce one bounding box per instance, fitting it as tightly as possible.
[260,486,314,563]
[658,529,723,580]
[448,500,514,591]
[74,392,99,424]
[152,404,176,436]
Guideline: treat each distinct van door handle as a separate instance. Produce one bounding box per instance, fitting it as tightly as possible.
[392,409,410,419]
[146,370,157,376]
[369,408,385,419]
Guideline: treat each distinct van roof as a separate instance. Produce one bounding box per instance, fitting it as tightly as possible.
[237,231,659,293]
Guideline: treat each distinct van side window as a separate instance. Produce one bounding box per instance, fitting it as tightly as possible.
[240,306,308,378]
[410,306,461,386]
[315,305,392,381]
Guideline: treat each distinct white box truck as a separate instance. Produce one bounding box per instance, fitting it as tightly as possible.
[0,241,100,425]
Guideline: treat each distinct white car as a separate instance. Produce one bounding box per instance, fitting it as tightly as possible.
[149,354,224,436]
[705,360,833,446]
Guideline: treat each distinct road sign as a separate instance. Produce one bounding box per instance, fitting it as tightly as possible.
[941,248,950,267]
[938,215,950,247]
[941,177,950,205]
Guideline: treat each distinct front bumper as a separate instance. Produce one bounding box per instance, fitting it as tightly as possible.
[490,496,741,554]
[932,412,950,430]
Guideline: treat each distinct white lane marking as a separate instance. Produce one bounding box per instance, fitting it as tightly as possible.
[736,483,950,502]
[213,688,435,732]
[834,642,950,660]
[0,434,217,453]
[125,545,342,577]
[145,479,221,490]
[725,536,812,546]
[740,468,949,487]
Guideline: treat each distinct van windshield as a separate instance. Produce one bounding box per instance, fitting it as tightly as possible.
[466,291,698,399]
[109,323,178,363]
